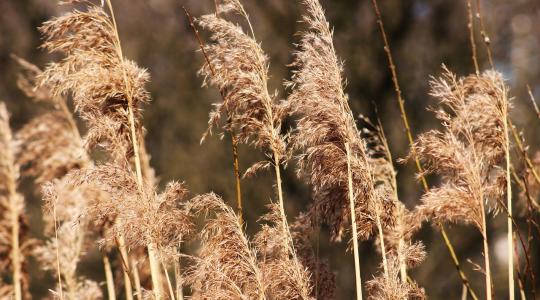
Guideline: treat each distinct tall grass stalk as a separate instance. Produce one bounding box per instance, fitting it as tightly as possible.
[369,1,477,297]
[174,247,184,300]
[162,261,176,300]
[466,2,513,297]
[103,0,163,297]
[0,104,23,300]
[117,237,133,300]
[504,89,514,300]
[10,194,21,300]
[345,142,363,300]
[52,199,64,300]
[102,254,116,300]
[374,113,406,282]
[479,179,493,300]
[132,261,142,299]
[466,4,493,300]
[183,7,244,225]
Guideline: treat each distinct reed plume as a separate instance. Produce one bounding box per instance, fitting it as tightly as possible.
[16,112,87,183]
[12,55,89,183]
[198,1,286,160]
[360,116,426,290]
[37,1,169,296]
[0,103,33,300]
[253,204,313,300]
[288,0,377,241]
[197,3,306,294]
[12,55,125,299]
[38,2,150,164]
[197,0,288,192]
[366,257,425,300]
[63,164,193,257]
[35,180,103,300]
[197,2,292,250]
[186,193,266,300]
[290,213,336,300]
[412,67,510,300]
[287,0,396,298]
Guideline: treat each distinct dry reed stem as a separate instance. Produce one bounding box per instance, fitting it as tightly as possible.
[493,181,535,300]
[214,2,244,227]
[132,261,142,299]
[183,7,244,225]
[10,194,21,300]
[174,247,184,300]
[375,213,389,278]
[474,0,494,68]
[52,198,64,300]
[466,0,480,75]
[345,142,363,300]
[504,89,514,300]
[103,0,163,297]
[195,2,301,285]
[369,1,477,297]
[527,85,540,120]
[118,236,134,300]
[466,2,514,297]
[0,104,23,300]
[102,254,116,300]
[231,134,243,225]
[374,115,407,282]
[479,188,493,300]
[162,260,176,300]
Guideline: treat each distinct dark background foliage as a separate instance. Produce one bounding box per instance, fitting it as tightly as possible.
[1,0,539,298]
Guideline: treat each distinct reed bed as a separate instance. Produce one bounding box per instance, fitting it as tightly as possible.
[1,0,538,299]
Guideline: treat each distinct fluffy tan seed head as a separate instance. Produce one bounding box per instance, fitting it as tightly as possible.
[186,193,266,300]
[287,0,381,241]
[198,1,287,169]
[253,205,313,300]
[412,67,509,231]
[39,2,150,162]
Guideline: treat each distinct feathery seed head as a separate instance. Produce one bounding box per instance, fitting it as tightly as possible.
[253,205,313,300]
[186,193,266,300]
[412,67,510,231]
[39,2,150,162]
[288,0,379,241]
[198,1,287,166]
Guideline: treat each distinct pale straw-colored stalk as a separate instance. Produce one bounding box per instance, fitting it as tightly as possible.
[370,0,477,297]
[102,254,116,300]
[345,142,363,300]
[104,0,163,297]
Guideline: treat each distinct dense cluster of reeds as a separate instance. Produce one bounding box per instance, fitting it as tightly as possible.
[0,0,538,299]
